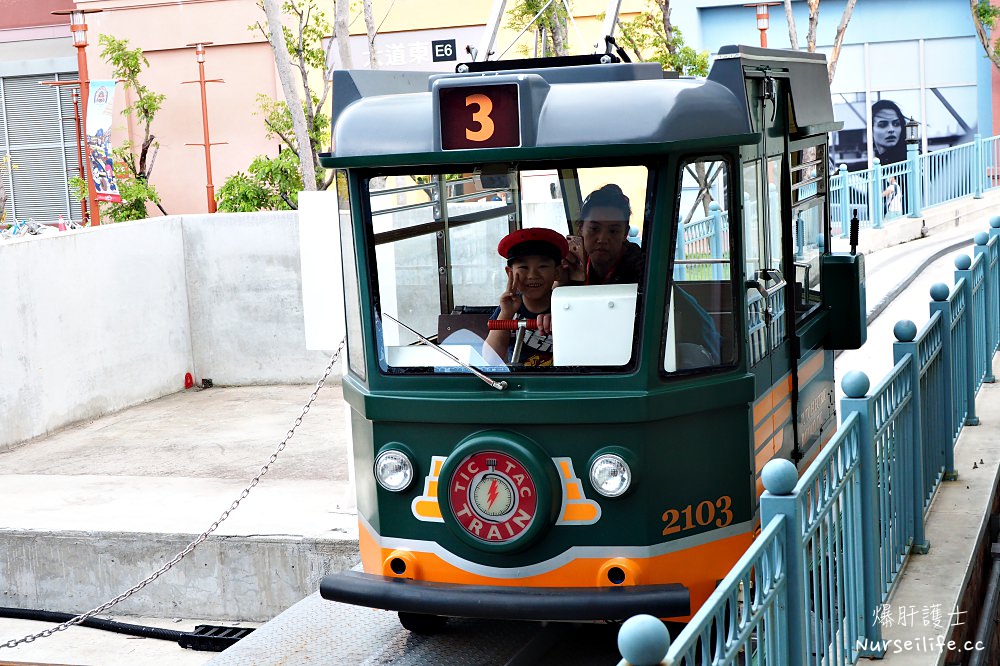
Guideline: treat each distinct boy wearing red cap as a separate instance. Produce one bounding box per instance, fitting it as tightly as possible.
[484,228,569,366]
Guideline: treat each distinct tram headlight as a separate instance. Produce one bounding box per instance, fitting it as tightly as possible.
[589,453,631,498]
[375,450,414,492]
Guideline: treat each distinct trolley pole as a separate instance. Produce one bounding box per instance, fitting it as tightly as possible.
[183,42,226,213]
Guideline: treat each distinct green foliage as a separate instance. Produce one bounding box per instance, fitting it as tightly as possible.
[278,0,330,71]
[90,35,166,220]
[217,149,301,212]
[98,35,165,131]
[975,1,1000,66]
[228,0,335,210]
[256,93,330,161]
[506,0,570,56]
[69,147,163,224]
[975,0,1000,27]
[616,2,709,76]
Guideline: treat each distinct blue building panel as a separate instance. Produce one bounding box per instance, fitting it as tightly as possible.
[698,0,975,51]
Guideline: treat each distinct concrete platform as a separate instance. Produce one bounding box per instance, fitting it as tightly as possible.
[0,384,359,624]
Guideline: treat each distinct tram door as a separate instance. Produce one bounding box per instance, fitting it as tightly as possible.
[743,73,797,471]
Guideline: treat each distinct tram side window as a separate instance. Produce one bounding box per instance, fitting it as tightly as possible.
[790,145,827,317]
[666,157,735,373]
[339,170,367,380]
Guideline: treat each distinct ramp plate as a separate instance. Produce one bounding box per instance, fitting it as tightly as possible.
[206,592,625,665]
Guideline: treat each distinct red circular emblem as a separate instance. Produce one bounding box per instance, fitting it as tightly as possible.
[448,450,537,543]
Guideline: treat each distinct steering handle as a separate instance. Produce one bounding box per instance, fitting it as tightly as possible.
[488,319,537,331]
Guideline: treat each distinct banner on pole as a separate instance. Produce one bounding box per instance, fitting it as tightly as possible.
[86,80,121,203]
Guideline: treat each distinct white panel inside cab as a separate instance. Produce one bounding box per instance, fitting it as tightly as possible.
[299,190,346,351]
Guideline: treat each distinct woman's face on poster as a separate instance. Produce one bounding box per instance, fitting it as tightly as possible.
[873,110,902,155]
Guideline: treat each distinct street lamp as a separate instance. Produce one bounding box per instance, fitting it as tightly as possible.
[905,117,920,145]
[52,8,103,226]
[184,42,226,213]
[744,3,782,48]
[905,117,922,218]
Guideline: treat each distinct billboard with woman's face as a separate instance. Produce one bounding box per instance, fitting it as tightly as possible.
[829,37,978,171]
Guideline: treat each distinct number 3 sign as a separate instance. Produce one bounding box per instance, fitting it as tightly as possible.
[439,84,520,150]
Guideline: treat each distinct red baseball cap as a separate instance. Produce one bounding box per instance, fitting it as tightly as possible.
[497,228,569,263]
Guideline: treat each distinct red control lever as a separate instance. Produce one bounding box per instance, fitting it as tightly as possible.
[487,319,538,331]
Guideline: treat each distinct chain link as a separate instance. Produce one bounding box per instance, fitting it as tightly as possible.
[1,340,345,650]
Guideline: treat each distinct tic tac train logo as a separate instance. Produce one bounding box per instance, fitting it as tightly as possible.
[448,451,537,543]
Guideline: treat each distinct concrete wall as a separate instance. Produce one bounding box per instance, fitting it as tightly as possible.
[182,213,334,385]
[0,531,358,622]
[0,220,193,450]
[0,212,339,451]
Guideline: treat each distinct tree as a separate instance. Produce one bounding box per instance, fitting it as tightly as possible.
[96,35,168,220]
[616,1,709,75]
[782,0,858,83]
[507,0,570,57]
[364,0,379,68]
[232,0,345,210]
[260,0,318,192]
[972,1,1000,71]
[335,0,353,68]
[217,149,300,212]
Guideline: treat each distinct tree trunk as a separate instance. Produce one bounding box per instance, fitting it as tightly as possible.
[334,0,353,69]
[551,14,569,56]
[805,0,820,52]
[261,0,317,190]
[655,0,678,57]
[827,0,858,83]
[784,0,799,50]
[364,0,378,69]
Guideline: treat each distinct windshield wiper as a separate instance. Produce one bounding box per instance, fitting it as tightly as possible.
[382,313,508,391]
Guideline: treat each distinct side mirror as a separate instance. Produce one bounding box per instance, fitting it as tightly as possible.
[822,253,866,350]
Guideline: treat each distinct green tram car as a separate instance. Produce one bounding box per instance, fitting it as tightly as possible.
[319,45,866,630]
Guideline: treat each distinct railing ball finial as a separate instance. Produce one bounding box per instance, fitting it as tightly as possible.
[975,232,989,246]
[762,458,798,495]
[955,254,972,270]
[708,201,721,212]
[842,370,870,398]
[990,215,1000,229]
[894,320,917,343]
[618,614,670,666]
[930,283,950,302]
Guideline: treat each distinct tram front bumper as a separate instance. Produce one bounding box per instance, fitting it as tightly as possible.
[320,571,690,621]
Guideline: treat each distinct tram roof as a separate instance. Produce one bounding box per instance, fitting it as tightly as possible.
[321,45,838,168]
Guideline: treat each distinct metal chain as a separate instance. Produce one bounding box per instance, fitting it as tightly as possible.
[1,340,345,650]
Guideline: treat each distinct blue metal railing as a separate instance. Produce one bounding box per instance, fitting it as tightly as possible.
[643,518,788,665]
[617,216,1000,666]
[675,204,729,281]
[831,133,1000,238]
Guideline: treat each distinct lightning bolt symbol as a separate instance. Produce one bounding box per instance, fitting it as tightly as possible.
[487,478,500,510]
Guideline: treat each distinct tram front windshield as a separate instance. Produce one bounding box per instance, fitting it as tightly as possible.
[366,163,649,374]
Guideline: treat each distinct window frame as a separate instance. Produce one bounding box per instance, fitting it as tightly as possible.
[355,159,657,377]
[660,152,741,377]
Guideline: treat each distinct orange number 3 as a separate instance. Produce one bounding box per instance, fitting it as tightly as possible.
[465,93,495,142]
